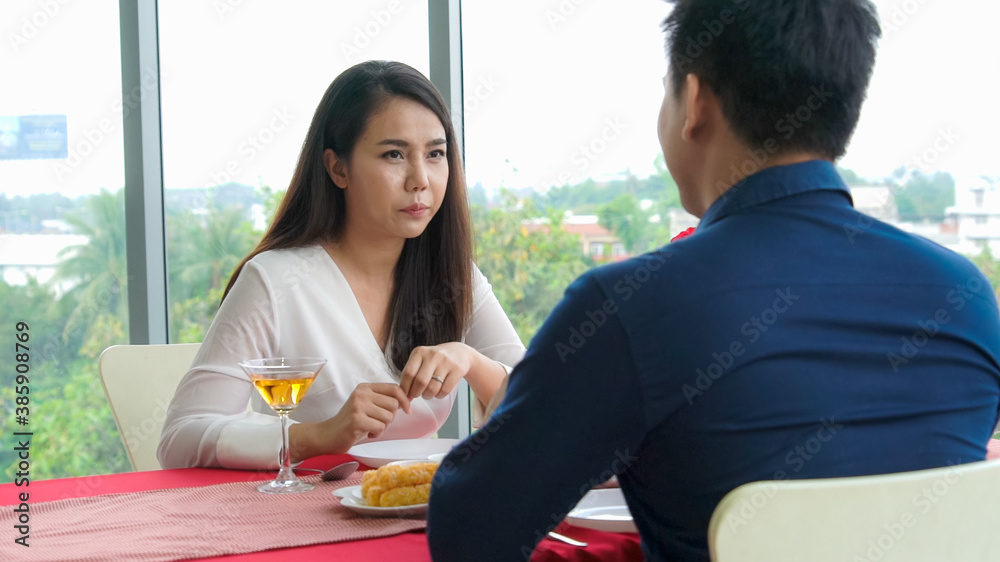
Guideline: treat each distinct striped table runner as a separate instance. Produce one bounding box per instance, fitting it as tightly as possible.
[0,472,426,561]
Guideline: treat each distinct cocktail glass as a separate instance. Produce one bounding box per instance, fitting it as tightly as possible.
[238,357,327,494]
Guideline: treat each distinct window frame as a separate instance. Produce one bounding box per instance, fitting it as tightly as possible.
[119,0,470,437]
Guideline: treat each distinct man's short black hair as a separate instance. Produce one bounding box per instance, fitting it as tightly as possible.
[662,0,881,159]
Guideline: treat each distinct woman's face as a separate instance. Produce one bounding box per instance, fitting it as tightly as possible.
[328,96,449,244]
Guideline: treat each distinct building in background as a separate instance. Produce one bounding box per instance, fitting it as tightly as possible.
[946,176,1000,256]
[562,214,626,262]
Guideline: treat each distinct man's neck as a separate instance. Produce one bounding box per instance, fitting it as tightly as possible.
[690,148,828,216]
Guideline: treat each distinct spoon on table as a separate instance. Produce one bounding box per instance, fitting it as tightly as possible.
[547,531,588,547]
[297,461,360,482]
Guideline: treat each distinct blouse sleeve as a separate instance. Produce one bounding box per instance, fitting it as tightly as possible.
[157,261,285,469]
[464,265,526,423]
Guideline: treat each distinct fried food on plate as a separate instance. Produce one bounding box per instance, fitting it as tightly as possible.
[361,462,438,507]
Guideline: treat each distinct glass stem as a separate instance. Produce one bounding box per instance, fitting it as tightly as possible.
[276,412,297,484]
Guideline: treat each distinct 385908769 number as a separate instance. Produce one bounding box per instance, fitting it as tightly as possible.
[14,322,30,424]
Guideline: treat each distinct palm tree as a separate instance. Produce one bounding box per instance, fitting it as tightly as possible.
[168,204,259,302]
[53,189,128,339]
[165,203,260,342]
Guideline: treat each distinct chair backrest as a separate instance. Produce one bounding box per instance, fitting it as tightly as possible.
[708,459,1000,562]
[98,343,201,472]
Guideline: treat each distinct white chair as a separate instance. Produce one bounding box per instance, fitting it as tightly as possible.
[708,460,1000,562]
[98,343,200,472]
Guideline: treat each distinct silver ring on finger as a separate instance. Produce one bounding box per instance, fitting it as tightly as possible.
[431,375,445,384]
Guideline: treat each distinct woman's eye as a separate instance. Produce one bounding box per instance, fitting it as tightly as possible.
[383,150,404,159]
[429,149,446,159]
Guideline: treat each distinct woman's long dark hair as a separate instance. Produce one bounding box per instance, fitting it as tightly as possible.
[223,60,473,371]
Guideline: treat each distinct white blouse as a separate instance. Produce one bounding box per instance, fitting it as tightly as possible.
[157,245,525,469]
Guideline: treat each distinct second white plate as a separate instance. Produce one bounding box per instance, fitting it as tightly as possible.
[333,485,428,517]
[566,488,638,533]
[348,438,460,467]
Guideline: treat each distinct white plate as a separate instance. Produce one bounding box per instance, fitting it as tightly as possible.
[348,438,460,467]
[427,453,446,462]
[566,488,637,533]
[333,485,427,517]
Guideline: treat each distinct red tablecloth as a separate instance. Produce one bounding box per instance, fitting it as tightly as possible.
[0,454,642,562]
[988,437,1000,460]
[12,443,992,561]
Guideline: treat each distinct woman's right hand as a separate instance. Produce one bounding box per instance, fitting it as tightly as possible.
[290,383,411,460]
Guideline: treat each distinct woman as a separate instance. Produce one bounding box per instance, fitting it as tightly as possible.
[158,61,525,469]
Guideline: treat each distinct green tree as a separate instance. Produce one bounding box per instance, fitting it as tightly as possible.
[597,193,649,254]
[166,200,260,342]
[0,316,131,479]
[2,189,138,481]
[642,198,680,252]
[533,155,680,217]
[0,279,78,374]
[651,152,681,207]
[170,286,224,343]
[254,178,284,231]
[0,287,130,480]
[837,166,864,185]
[540,177,602,210]
[473,192,595,344]
[168,204,258,303]
[52,188,129,341]
[0,192,76,232]
[895,171,956,220]
[468,181,488,207]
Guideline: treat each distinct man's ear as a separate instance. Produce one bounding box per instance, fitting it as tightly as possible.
[323,148,348,189]
[681,73,709,143]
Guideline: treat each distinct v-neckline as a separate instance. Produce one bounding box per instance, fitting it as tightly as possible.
[316,245,391,357]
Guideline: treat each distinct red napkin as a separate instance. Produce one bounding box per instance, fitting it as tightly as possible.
[670,227,696,242]
[531,522,643,562]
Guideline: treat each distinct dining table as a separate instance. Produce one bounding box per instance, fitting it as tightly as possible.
[5,441,999,561]
[0,452,644,562]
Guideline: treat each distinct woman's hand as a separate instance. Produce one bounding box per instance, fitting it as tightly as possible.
[289,382,411,461]
[399,342,477,400]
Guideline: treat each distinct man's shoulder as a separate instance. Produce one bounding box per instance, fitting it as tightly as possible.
[581,247,682,301]
[872,221,989,286]
[587,248,675,284]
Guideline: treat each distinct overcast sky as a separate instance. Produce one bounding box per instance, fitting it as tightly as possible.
[2,0,998,200]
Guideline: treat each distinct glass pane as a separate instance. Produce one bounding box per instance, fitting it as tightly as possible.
[848,1,1000,295]
[463,1,1000,342]
[158,1,430,342]
[0,1,130,479]
[462,1,673,342]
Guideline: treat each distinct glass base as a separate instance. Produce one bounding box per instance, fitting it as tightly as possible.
[257,478,315,494]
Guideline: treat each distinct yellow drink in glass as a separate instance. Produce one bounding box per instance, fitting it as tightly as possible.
[238,357,327,494]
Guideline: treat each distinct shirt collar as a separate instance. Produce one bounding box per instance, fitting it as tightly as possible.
[698,160,853,227]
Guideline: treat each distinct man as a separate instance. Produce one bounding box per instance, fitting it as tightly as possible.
[428,1,1000,560]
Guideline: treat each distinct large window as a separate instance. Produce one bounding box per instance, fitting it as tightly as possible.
[157,1,430,343]
[0,1,130,478]
[463,0,1000,342]
[462,1,674,342]
[1,0,998,480]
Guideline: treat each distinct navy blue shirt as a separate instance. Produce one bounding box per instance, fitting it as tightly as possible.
[427,161,1000,561]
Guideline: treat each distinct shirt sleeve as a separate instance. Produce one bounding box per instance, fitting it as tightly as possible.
[157,261,286,469]
[465,264,526,366]
[427,272,647,561]
[464,264,527,423]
